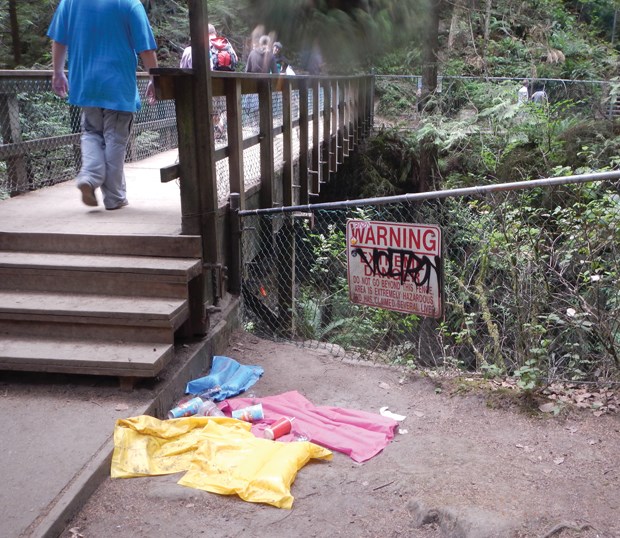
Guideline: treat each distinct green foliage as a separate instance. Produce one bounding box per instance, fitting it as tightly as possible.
[514,360,543,391]
[1,0,618,78]
[295,211,424,364]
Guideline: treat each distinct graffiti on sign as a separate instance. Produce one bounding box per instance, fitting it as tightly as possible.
[346,219,443,317]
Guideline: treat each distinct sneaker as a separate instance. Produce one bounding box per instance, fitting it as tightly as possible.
[106,200,129,211]
[78,183,98,207]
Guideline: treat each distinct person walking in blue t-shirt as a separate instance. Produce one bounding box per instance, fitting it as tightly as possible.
[47,0,158,210]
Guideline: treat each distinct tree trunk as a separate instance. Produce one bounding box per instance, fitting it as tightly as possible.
[482,0,493,57]
[418,0,442,192]
[9,0,21,67]
[419,0,441,110]
[448,0,465,50]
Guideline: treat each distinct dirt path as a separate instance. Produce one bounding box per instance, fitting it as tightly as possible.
[61,331,619,538]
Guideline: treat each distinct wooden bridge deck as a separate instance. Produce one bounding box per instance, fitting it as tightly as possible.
[0,149,182,236]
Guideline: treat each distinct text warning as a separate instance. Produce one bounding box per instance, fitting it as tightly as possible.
[346,219,442,318]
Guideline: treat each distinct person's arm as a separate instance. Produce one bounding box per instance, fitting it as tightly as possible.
[51,41,69,98]
[139,49,158,105]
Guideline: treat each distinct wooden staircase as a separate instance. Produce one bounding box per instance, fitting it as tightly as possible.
[0,231,203,387]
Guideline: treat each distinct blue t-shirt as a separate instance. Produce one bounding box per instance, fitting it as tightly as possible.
[47,0,156,112]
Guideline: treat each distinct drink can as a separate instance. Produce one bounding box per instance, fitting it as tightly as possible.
[232,403,264,422]
[264,416,295,440]
[167,396,203,419]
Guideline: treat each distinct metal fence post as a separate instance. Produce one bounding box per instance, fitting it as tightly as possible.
[276,215,295,337]
[228,192,242,295]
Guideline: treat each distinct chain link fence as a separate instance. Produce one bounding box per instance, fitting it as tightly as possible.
[240,173,620,384]
[215,86,324,205]
[0,73,176,198]
[374,75,619,127]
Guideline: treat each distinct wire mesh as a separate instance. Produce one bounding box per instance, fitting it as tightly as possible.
[0,74,177,198]
[240,179,620,384]
[374,75,618,127]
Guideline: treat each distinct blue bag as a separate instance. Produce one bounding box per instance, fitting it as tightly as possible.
[185,356,264,401]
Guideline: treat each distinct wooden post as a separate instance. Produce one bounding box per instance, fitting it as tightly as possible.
[358,76,366,137]
[226,77,245,210]
[342,79,350,157]
[298,79,310,205]
[368,75,375,133]
[0,91,28,194]
[322,80,332,182]
[310,79,321,196]
[188,0,219,310]
[282,79,293,207]
[259,79,275,208]
[347,79,354,151]
[331,79,339,173]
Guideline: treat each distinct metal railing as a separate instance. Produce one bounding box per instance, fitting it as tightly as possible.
[238,171,620,384]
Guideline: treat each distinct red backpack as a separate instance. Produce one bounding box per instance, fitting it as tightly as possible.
[210,36,238,71]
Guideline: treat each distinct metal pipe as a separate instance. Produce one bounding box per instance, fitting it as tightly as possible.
[238,170,620,216]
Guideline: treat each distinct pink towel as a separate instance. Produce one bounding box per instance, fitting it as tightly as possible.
[221,391,398,463]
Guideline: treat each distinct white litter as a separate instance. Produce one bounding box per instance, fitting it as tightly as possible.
[379,406,406,421]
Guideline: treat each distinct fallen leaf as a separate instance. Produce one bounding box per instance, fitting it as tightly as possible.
[515,444,525,449]
[593,410,604,417]
[378,381,390,390]
[115,403,129,411]
[413,411,425,418]
[553,457,565,465]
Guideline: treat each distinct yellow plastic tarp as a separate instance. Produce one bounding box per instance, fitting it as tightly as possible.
[111,415,248,478]
[178,420,332,509]
[111,415,332,509]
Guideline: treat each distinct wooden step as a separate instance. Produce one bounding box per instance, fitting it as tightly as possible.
[0,251,202,297]
[0,318,173,344]
[0,335,173,377]
[0,290,188,331]
[0,232,202,258]
[0,290,188,345]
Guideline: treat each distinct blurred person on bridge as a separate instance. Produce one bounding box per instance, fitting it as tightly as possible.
[47,0,158,210]
[245,35,278,74]
[180,24,237,72]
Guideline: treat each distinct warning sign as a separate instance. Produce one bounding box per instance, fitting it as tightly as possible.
[346,219,442,318]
